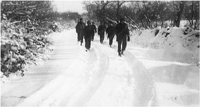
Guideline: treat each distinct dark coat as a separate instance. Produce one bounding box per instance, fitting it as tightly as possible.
[84,25,93,39]
[115,23,129,41]
[106,25,115,37]
[91,25,97,34]
[75,22,85,33]
[98,25,106,35]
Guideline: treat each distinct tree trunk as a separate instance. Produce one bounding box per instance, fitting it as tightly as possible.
[191,2,194,26]
[116,1,125,20]
[174,1,185,27]
[161,19,164,28]
[156,20,158,28]
[194,1,199,30]
[116,1,120,19]
[140,19,145,28]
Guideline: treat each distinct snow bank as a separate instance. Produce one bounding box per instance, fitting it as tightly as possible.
[130,27,199,82]
[131,27,199,64]
[130,27,199,106]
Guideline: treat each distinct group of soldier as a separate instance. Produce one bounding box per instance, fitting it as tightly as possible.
[75,18,130,56]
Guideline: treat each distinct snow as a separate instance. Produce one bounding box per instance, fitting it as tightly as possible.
[129,27,199,106]
[1,28,199,107]
[131,27,199,64]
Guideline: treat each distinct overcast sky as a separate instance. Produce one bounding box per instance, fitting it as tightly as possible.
[52,0,87,14]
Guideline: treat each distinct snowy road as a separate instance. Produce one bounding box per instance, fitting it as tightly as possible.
[14,29,154,107]
[1,29,199,107]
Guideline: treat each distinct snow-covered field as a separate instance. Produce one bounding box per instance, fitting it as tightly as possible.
[1,28,199,107]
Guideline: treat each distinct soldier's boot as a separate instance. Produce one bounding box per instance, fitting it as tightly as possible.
[121,51,124,55]
[118,51,121,57]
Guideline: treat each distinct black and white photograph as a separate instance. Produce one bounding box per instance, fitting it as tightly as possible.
[1,0,199,107]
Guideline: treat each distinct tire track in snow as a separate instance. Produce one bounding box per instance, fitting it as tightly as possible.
[85,43,135,106]
[58,47,99,106]
[15,30,98,107]
[95,42,156,106]
[34,32,108,107]
[31,44,108,107]
[124,51,157,106]
[35,47,99,107]
[66,44,109,106]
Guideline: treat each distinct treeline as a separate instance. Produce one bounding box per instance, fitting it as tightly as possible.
[83,1,199,29]
[1,1,80,76]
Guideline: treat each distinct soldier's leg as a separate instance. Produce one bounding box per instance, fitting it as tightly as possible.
[100,34,103,43]
[102,34,104,43]
[80,33,84,45]
[88,38,91,49]
[78,33,80,42]
[116,35,118,42]
[86,39,89,49]
[99,34,101,43]
[109,37,112,46]
[122,39,127,54]
[110,35,114,46]
[108,34,110,45]
[118,40,122,56]
[91,33,93,41]
[92,33,94,41]
[85,38,88,49]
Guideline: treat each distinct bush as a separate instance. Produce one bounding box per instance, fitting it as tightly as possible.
[1,18,53,76]
[1,1,55,77]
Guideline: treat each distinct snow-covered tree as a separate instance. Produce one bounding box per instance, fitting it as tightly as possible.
[1,1,55,76]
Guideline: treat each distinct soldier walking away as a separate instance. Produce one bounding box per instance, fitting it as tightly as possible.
[106,23,116,47]
[75,18,85,46]
[84,20,93,51]
[115,18,130,56]
[98,22,106,44]
[91,22,97,41]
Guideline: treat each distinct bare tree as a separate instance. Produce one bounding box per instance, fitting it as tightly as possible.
[95,0,110,23]
[115,0,126,20]
[173,1,186,27]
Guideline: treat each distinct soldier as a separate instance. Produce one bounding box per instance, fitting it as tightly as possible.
[91,22,97,41]
[84,20,93,51]
[98,22,106,44]
[106,23,116,47]
[115,18,130,56]
[75,18,86,46]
